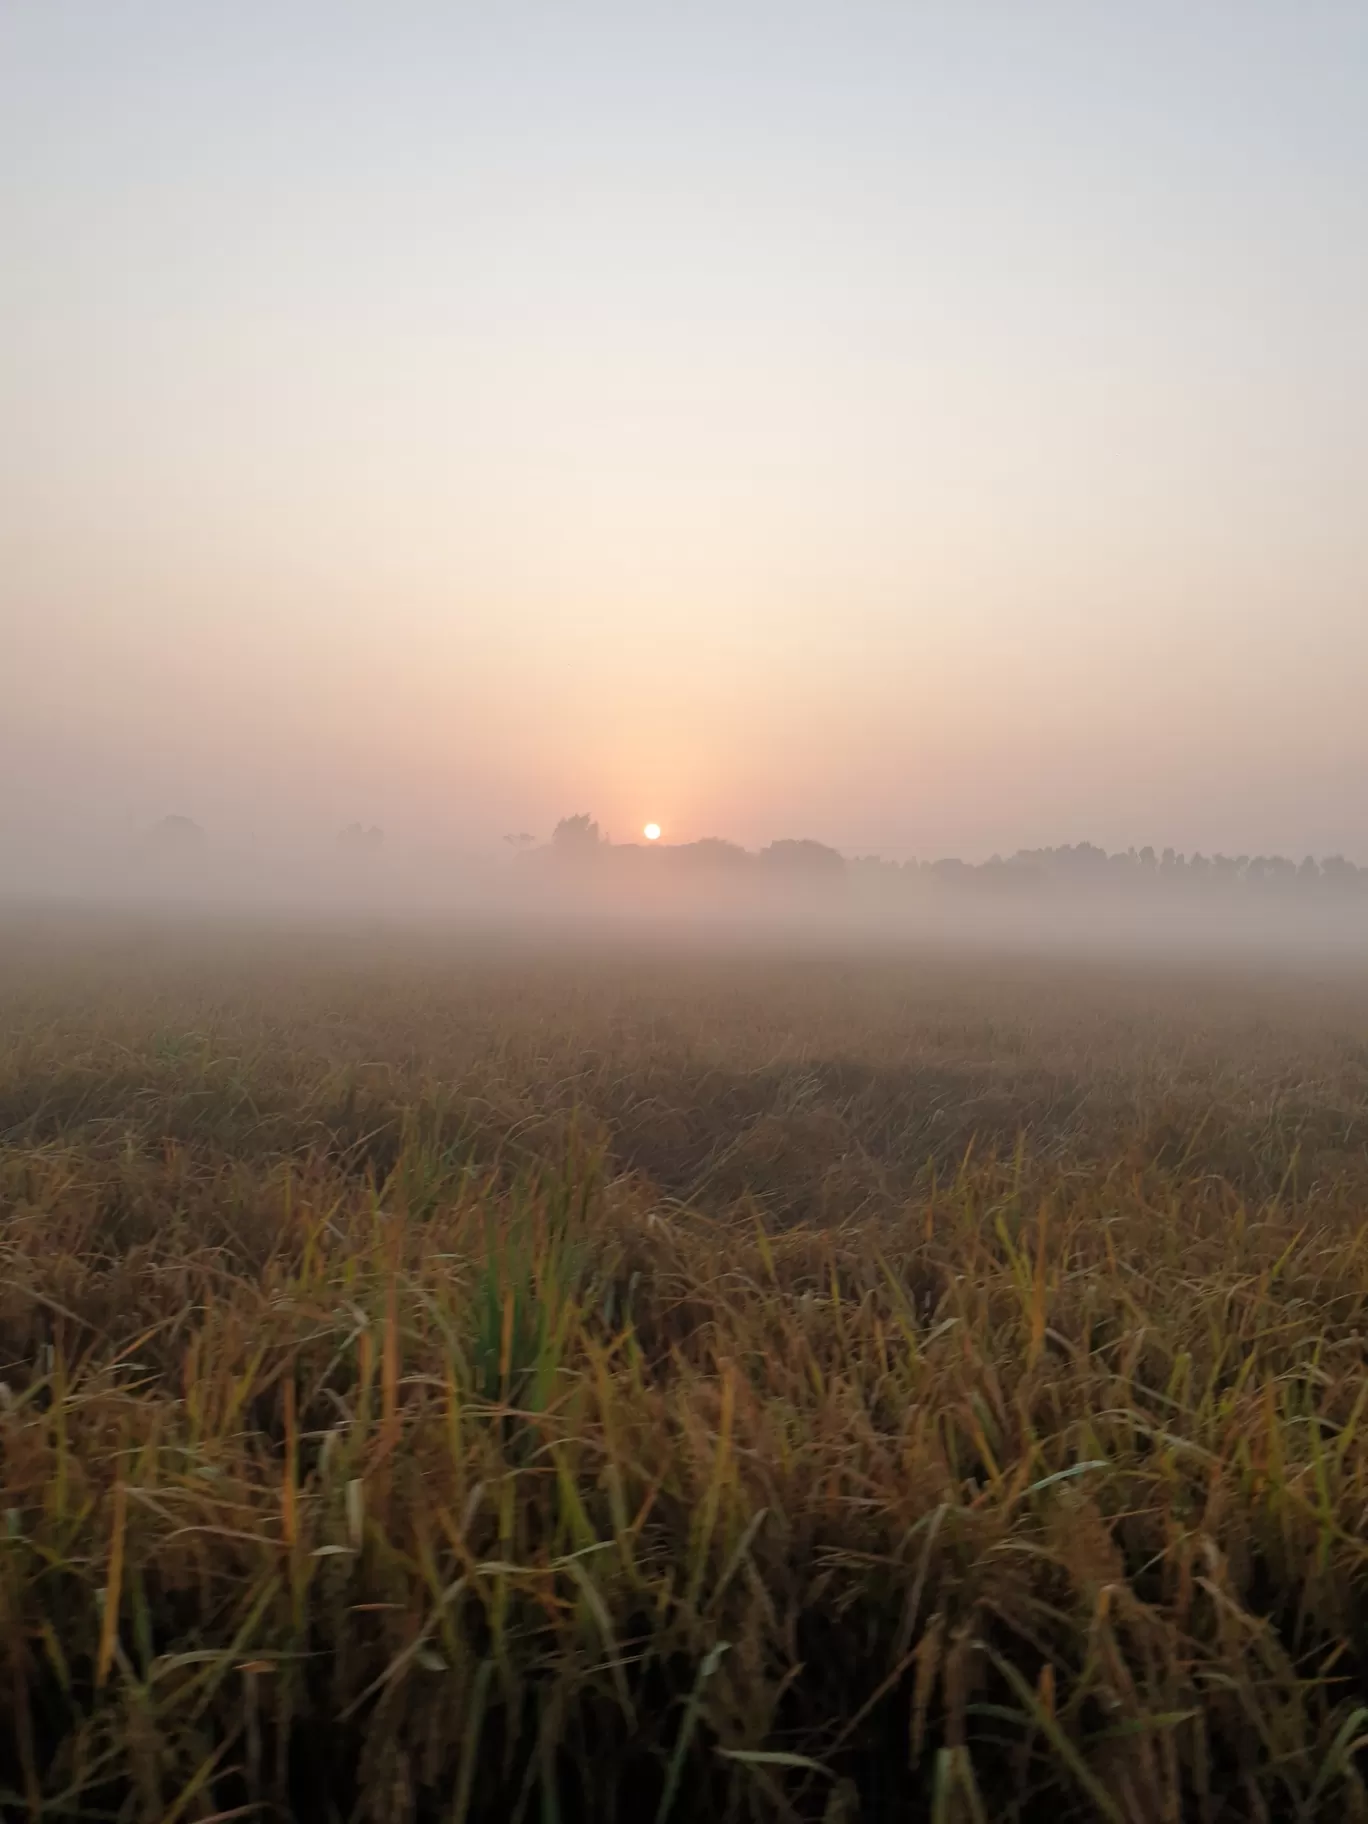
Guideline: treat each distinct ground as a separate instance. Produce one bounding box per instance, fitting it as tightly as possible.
[3,911,1368,1821]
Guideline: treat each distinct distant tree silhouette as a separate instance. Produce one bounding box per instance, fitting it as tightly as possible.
[758,838,845,876]
[673,837,750,870]
[1247,855,1295,886]
[552,814,602,852]
[496,821,1365,904]
[1324,856,1362,888]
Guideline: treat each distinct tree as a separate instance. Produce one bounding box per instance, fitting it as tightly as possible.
[552,814,602,852]
[759,838,845,876]
[1323,855,1361,889]
[673,838,750,871]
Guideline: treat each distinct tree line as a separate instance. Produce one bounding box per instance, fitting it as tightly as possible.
[535,820,1368,893]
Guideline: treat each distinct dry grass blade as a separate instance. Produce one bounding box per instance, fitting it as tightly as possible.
[6,925,1368,1820]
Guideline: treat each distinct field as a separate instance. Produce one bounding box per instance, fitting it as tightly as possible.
[4,912,1368,1822]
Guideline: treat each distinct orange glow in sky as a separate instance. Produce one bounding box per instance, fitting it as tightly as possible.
[3,8,1367,863]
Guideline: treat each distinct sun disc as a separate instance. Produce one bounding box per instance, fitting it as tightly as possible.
[643,822,661,842]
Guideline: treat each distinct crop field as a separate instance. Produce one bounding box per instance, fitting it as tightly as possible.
[4,911,1368,1823]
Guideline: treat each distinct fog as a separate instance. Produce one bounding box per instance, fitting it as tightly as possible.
[6,12,1368,957]
[4,819,1366,968]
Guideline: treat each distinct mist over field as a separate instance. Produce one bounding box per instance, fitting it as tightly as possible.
[4,905,1368,1819]
[5,813,1367,966]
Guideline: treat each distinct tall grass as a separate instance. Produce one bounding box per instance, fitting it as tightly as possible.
[3,920,1368,1819]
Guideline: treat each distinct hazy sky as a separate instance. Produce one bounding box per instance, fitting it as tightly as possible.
[4,3,1366,861]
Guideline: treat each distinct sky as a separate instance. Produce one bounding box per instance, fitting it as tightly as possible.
[3,2,1366,863]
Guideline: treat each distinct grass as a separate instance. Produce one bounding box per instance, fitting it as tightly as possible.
[3,911,1368,1820]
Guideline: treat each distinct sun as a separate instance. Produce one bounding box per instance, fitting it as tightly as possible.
[643,822,662,842]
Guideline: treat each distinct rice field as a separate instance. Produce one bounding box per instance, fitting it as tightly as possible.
[4,910,1368,1821]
